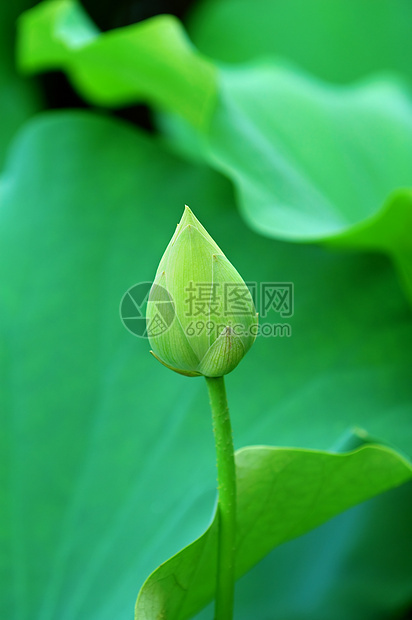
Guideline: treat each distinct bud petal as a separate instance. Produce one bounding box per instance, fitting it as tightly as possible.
[197,326,245,377]
[147,271,199,373]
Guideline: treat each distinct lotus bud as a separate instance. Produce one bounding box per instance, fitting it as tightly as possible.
[146,206,258,377]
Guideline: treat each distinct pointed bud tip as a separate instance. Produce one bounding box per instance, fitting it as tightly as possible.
[182,205,194,220]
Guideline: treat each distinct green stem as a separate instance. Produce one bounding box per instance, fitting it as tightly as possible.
[205,376,236,620]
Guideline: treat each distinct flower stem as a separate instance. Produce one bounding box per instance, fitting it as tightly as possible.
[205,376,236,620]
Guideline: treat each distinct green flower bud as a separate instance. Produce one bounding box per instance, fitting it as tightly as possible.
[146,206,258,377]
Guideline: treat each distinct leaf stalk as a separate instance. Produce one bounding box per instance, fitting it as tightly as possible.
[205,375,236,620]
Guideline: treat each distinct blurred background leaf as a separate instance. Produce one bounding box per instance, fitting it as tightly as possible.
[1,0,412,618]
[0,0,41,168]
[18,0,217,130]
[187,0,412,85]
[18,0,412,305]
[1,112,411,619]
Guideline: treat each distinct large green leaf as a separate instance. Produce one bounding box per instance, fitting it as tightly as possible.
[205,64,412,240]
[228,480,412,620]
[1,111,412,619]
[160,64,412,301]
[188,0,412,84]
[201,64,412,304]
[17,1,412,304]
[136,445,411,619]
